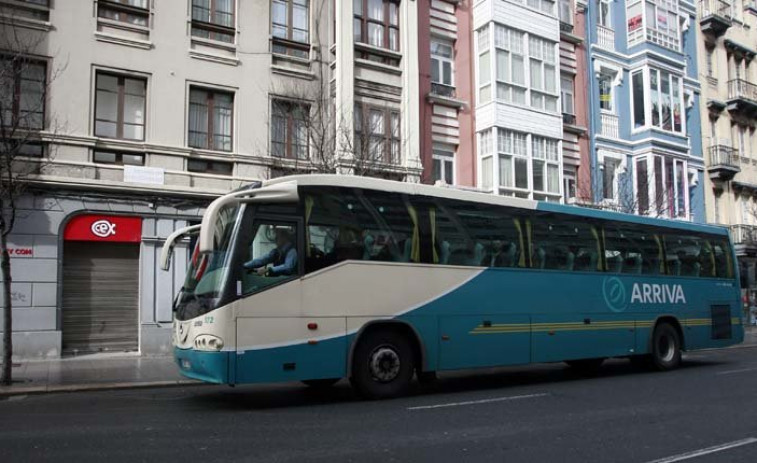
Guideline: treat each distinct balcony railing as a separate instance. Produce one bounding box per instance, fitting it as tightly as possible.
[709,144,740,167]
[599,112,619,138]
[730,224,757,245]
[597,25,614,49]
[708,144,741,181]
[728,79,757,103]
[430,82,457,99]
[700,0,733,19]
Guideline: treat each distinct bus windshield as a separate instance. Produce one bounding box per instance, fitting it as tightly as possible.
[175,204,240,321]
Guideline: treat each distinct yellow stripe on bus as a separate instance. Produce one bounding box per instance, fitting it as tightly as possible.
[469,317,742,335]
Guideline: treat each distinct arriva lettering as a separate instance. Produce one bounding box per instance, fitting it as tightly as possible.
[630,283,686,304]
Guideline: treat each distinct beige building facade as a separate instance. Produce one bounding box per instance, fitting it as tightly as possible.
[699,1,757,297]
[0,0,421,358]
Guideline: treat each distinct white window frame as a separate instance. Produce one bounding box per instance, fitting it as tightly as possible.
[432,146,456,185]
[599,0,612,28]
[627,0,681,52]
[630,66,686,136]
[431,39,454,87]
[528,35,559,113]
[494,25,527,106]
[476,25,493,105]
[531,135,561,196]
[599,151,626,205]
[632,152,689,219]
[561,75,575,116]
[497,128,530,192]
[563,167,577,203]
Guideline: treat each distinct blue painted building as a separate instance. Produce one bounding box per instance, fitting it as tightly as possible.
[585,0,705,223]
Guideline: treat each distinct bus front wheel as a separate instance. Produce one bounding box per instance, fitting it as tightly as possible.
[350,330,415,400]
[649,323,682,371]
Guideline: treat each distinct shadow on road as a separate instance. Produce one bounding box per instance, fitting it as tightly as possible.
[187,355,729,412]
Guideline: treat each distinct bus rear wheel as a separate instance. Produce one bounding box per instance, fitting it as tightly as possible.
[350,330,415,400]
[649,323,682,371]
[302,378,340,389]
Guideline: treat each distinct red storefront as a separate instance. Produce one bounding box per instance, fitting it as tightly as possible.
[61,214,143,355]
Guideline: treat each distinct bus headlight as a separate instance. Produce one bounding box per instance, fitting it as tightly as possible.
[193,334,224,351]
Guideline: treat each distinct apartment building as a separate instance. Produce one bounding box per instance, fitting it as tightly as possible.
[587,0,705,223]
[473,0,565,201]
[0,0,421,358]
[698,2,757,299]
[419,0,476,187]
[558,0,590,203]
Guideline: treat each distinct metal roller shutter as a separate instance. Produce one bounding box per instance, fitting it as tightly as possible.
[62,242,140,355]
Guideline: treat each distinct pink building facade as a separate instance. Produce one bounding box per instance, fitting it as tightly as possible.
[419,0,476,187]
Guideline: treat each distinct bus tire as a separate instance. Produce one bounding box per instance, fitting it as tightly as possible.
[350,329,415,400]
[565,358,604,374]
[302,378,340,389]
[650,323,682,371]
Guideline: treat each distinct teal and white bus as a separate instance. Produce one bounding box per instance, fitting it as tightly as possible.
[161,175,743,399]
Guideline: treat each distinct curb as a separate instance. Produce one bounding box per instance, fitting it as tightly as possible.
[0,379,205,399]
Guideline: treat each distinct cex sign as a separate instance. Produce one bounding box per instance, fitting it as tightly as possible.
[64,215,142,243]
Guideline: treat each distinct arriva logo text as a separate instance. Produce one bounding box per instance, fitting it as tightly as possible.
[630,283,686,304]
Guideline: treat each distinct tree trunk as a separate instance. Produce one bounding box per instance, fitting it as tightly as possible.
[1,231,12,386]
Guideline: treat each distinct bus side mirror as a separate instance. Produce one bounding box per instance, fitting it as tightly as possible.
[160,224,201,271]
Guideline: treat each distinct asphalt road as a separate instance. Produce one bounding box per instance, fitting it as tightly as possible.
[2,347,757,463]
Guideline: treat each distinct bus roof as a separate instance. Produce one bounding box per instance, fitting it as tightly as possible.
[262,174,729,237]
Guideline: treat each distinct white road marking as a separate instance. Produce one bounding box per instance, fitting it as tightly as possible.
[645,437,757,463]
[407,393,548,411]
[715,367,757,376]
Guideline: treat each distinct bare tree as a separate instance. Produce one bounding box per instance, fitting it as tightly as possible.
[263,3,410,181]
[0,6,63,385]
[574,167,684,219]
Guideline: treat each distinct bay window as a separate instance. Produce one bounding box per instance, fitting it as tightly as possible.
[634,153,688,218]
[478,26,492,104]
[528,36,558,112]
[631,67,684,134]
[532,136,560,194]
[495,25,526,105]
[480,129,494,191]
[526,0,555,15]
[602,156,621,202]
[498,129,529,190]
[627,0,681,52]
[632,70,645,128]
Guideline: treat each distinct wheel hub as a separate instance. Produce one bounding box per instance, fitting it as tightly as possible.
[369,346,401,383]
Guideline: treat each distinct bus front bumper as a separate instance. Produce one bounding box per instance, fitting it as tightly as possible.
[174,348,231,384]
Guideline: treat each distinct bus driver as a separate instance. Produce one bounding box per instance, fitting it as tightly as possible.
[243,227,298,277]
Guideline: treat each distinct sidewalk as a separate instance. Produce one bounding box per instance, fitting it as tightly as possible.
[0,353,198,397]
[1,326,756,398]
